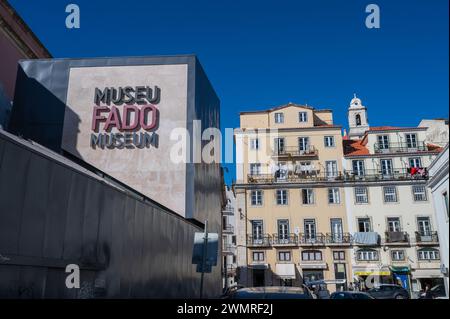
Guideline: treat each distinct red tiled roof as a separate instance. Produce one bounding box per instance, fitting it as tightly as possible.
[343,139,370,156]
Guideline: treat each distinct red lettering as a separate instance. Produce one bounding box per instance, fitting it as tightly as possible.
[140,104,158,130]
[104,106,122,131]
[91,106,109,132]
[122,105,140,131]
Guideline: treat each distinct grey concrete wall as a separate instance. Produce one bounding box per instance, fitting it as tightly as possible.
[0,129,221,298]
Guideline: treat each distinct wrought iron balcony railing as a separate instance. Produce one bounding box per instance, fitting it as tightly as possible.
[298,233,326,245]
[222,204,234,216]
[385,231,409,244]
[343,168,428,182]
[374,142,428,154]
[272,146,318,158]
[247,172,345,184]
[326,232,352,245]
[415,231,439,244]
[223,224,234,233]
[272,233,298,245]
[247,235,272,247]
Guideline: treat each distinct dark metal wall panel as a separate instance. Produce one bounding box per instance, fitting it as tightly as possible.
[0,132,222,298]
[0,141,30,254]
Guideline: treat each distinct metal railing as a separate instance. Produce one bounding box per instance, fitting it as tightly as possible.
[247,172,345,184]
[222,204,234,215]
[272,233,298,245]
[374,142,428,154]
[343,168,428,182]
[247,235,272,247]
[385,231,409,243]
[272,146,318,157]
[415,231,439,243]
[326,232,352,244]
[298,233,326,245]
[223,224,234,233]
[223,243,236,252]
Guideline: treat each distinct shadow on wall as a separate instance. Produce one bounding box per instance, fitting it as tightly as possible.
[0,84,11,129]
[236,265,307,288]
[7,65,83,160]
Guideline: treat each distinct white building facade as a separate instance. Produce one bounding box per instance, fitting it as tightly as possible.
[428,144,449,298]
[343,97,445,297]
[222,186,238,290]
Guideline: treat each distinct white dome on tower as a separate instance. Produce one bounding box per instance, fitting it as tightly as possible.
[349,93,362,109]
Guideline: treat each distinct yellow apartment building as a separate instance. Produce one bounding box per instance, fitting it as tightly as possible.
[234,103,352,292]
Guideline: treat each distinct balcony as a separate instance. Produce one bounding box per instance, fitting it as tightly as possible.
[415,231,439,245]
[222,204,234,216]
[223,243,236,254]
[225,265,237,275]
[298,233,326,246]
[247,235,272,247]
[384,231,410,245]
[223,224,234,234]
[344,168,428,182]
[374,142,428,154]
[272,146,318,159]
[247,172,345,184]
[272,233,298,246]
[326,233,352,245]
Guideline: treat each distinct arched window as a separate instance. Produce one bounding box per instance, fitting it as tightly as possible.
[356,249,378,261]
[355,114,362,126]
[418,248,440,261]
[301,250,322,261]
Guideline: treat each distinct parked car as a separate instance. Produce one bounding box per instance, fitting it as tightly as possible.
[330,291,375,300]
[367,284,410,299]
[226,286,316,299]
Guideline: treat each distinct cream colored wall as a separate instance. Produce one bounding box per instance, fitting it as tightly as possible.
[240,113,269,129]
[365,130,428,154]
[314,111,333,125]
[268,107,315,128]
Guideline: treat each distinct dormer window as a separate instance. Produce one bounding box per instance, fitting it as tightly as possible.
[275,112,284,124]
[299,112,308,122]
[355,114,361,126]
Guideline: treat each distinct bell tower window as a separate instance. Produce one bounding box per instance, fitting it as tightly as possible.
[355,114,361,126]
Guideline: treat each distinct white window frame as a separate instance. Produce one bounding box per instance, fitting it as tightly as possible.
[324,136,335,148]
[357,218,371,232]
[299,112,308,122]
[357,249,379,261]
[276,189,288,205]
[302,250,322,261]
[405,133,418,148]
[251,190,263,206]
[301,188,315,205]
[278,251,291,262]
[328,188,340,204]
[383,186,398,203]
[274,112,284,124]
[355,187,369,204]
[253,251,265,262]
[377,135,390,150]
[387,217,401,232]
[418,249,440,261]
[249,163,261,176]
[412,185,427,201]
[391,250,405,261]
[250,138,260,150]
[409,157,422,168]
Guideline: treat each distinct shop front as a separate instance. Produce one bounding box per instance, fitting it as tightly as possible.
[353,267,392,291]
[390,266,411,292]
[411,268,446,298]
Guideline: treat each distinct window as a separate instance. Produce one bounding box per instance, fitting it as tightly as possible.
[302,250,322,261]
[276,189,288,205]
[412,185,427,201]
[355,187,369,203]
[278,251,291,261]
[299,112,308,122]
[380,159,393,176]
[249,163,261,176]
[330,219,343,241]
[417,217,431,235]
[298,137,310,152]
[409,157,422,168]
[274,137,285,154]
[325,160,338,178]
[301,189,315,205]
[304,219,316,240]
[383,186,398,203]
[324,136,335,147]
[405,133,418,148]
[277,219,290,240]
[352,160,365,176]
[328,188,340,204]
[377,135,389,150]
[250,138,260,150]
[251,220,264,240]
[391,250,405,261]
[355,114,361,126]
[357,249,379,261]
[253,251,265,262]
[274,112,284,123]
[418,248,440,261]
[357,218,371,232]
[387,217,401,232]
[333,251,345,261]
[251,190,263,206]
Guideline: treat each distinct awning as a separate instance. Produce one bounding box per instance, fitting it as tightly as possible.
[249,263,269,269]
[390,266,410,273]
[354,270,391,276]
[299,263,327,270]
[275,263,296,279]
[412,268,443,279]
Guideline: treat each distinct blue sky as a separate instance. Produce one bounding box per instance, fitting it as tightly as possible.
[9,0,449,184]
